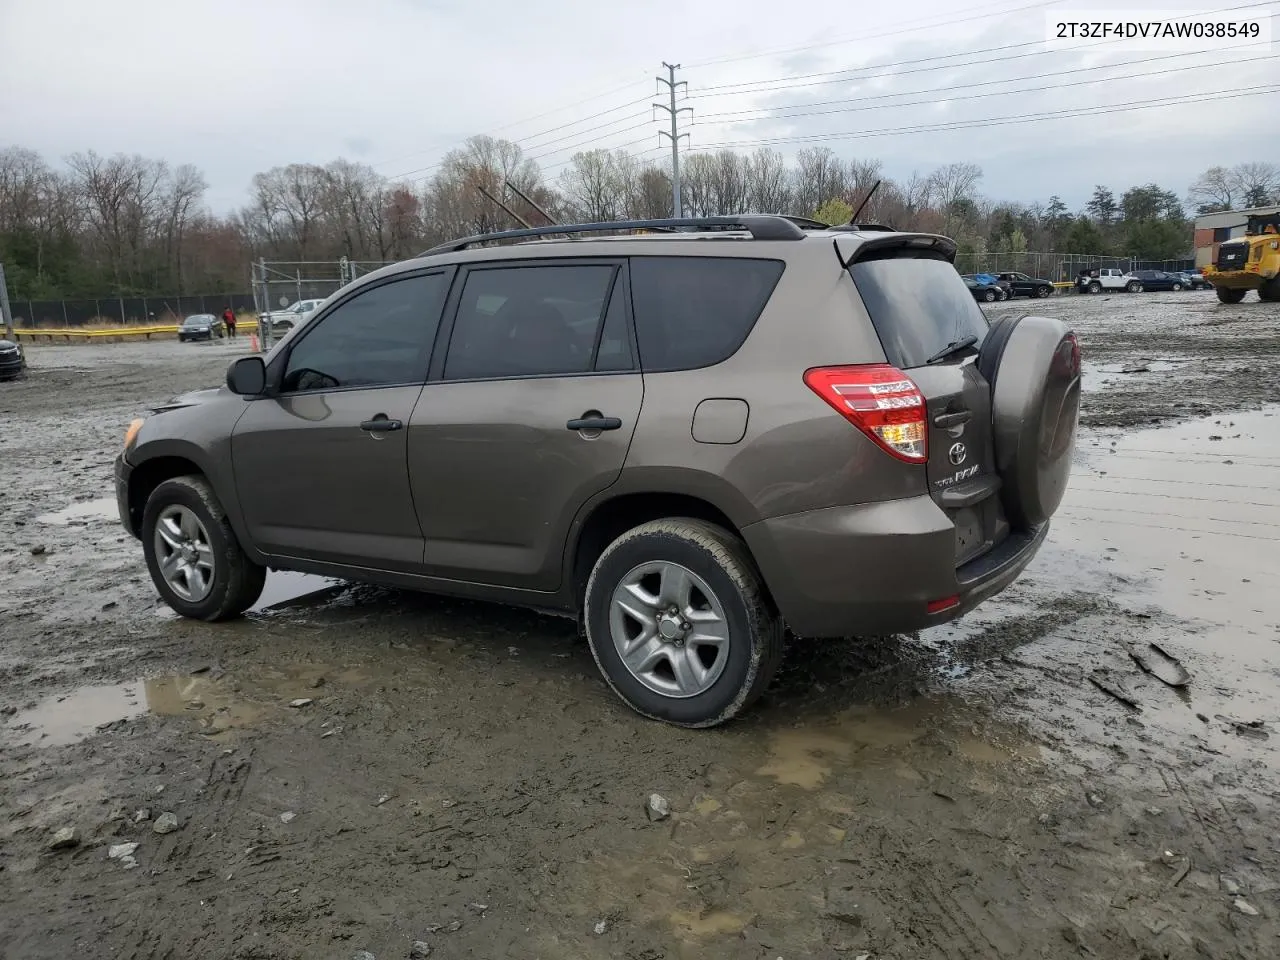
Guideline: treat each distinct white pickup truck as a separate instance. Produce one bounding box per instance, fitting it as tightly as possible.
[1076,268,1141,294]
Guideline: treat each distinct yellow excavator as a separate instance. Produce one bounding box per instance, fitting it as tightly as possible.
[1202,212,1280,303]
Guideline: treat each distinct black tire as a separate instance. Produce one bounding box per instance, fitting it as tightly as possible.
[1216,286,1247,304]
[1258,278,1280,303]
[1171,283,1183,292]
[983,289,996,302]
[141,475,266,621]
[1088,281,1102,294]
[1036,284,1052,298]
[583,518,783,728]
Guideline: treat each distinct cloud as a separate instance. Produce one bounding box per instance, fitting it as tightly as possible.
[1,0,1275,212]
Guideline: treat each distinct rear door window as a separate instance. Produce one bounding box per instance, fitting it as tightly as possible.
[848,254,990,370]
[443,264,618,380]
[628,257,784,372]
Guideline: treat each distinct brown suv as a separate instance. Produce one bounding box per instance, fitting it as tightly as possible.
[115,216,1081,728]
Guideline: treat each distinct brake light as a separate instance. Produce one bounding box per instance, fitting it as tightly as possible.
[804,364,928,462]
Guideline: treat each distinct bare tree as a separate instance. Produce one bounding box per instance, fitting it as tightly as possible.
[793,147,846,216]
[1187,165,1237,213]
[560,150,624,222]
[744,148,791,214]
[1232,161,1280,208]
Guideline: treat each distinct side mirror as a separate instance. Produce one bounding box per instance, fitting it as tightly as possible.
[226,356,267,396]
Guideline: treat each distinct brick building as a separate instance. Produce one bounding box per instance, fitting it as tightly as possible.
[1193,204,1280,268]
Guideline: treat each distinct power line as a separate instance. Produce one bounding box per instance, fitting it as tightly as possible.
[693,53,1279,126]
[684,0,1057,70]
[684,85,1279,153]
[688,1,1273,98]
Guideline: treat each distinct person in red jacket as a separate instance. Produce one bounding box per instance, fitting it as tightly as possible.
[222,307,237,339]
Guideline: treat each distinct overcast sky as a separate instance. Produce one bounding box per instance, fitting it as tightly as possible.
[2,0,1276,214]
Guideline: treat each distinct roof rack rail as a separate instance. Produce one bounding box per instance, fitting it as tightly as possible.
[419,215,807,256]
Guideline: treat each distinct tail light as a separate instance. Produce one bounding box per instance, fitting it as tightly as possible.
[804,364,927,462]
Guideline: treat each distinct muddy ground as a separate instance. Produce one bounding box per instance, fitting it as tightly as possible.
[1,289,1278,960]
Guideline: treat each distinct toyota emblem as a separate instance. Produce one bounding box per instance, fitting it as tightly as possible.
[948,442,967,465]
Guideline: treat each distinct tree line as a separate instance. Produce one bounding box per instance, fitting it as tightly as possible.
[2,138,1277,300]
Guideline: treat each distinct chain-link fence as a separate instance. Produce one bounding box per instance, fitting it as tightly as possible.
[7,293,258,329]
[954,252,1196,282]
[251,257,393,347]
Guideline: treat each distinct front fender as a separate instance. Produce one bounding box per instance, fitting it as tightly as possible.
[126,402,262,563]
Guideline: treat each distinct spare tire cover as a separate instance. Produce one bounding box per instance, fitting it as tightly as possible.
[980,314,1082,528]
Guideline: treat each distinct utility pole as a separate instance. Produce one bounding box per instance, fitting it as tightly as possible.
[654,62,692,219]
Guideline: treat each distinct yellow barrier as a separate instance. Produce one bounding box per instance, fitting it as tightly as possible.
[12,324,181,342]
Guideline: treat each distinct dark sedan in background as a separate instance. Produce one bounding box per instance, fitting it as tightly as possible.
[995,271,1056,298]
[0,339,27,380]
[177,314,226,342]
[963,277,1004,302]
[1129,270,1189,292]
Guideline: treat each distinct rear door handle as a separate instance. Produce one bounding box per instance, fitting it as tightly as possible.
[933,410,972,428]
[566,416,622,432]
[360,416,403,432]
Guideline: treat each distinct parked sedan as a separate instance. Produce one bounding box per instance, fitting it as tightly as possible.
[966,273,1014,299]
[0,338,27,380]
[178,314,226,342]
[1128,270,1189,292]
[963,277,1004,302]
[995,271,1056,298]
[1177,270,1212,290]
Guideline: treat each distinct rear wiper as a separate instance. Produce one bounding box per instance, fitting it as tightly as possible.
[926,335,979,365]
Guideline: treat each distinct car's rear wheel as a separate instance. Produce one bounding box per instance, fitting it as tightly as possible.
[142,475,266,621]
[584,518,783,728]
[1216,286,1247,304]
[1036,284,1052,298]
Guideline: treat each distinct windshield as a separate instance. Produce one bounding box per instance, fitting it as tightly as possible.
[183,315,213,326]
[848,254,990,369]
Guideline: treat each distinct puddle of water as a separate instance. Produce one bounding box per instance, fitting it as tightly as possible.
[250,571,346,613]
[35,498,117,525]
[4,664,343,748]
[755,698,1041,790]
[972,406,1280,771]
[8,682,146,746]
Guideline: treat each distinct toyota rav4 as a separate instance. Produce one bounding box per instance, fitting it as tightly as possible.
[114,215,1082,728]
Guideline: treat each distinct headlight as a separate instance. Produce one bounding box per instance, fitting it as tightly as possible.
[124,418,144,452]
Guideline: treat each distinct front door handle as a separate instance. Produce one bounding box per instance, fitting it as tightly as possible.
[360,415,403,433]
[566,416,622,432]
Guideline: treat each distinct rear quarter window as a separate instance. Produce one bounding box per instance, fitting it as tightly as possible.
[628,256,784,372]
[848,254,990,370]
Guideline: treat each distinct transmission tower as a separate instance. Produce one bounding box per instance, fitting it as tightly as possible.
[654,62,692,218]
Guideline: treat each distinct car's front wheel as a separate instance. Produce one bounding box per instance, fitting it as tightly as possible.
[984,290,997,302]
[1171,283,1183,292]
[141,475,266,621]
[584,518,783,728]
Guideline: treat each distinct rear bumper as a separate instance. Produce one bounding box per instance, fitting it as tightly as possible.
[742,496,1049,639]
